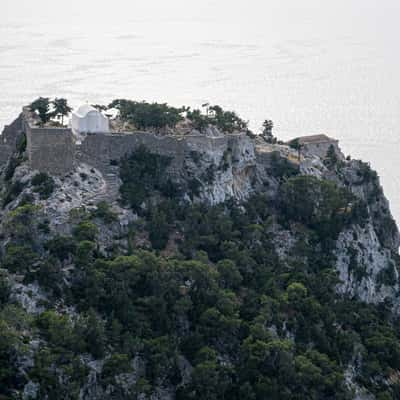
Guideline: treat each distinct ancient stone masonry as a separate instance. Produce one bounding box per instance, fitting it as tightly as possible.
[0,108,75,175]
[0,107,342,206]
[26,126,75,175]
[0,108,252,178]
[293,134,343,160]
[0,106,313,209]
[77,131,245,173]
[0,113,24,165]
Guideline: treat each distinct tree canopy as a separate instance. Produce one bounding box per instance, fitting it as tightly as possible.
[109,99,184,130]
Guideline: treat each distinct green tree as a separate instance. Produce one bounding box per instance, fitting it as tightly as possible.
[73,221,98,242]
[286,282,308,304]
[30,97,51,125]
[279,175,355,239]
[261,119,275,143]
[31,172,55,199]
[288,138,303,161]
[52,98,72,125]
[109,99,184,130]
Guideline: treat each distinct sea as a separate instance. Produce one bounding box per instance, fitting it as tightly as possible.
[1,0,400,224]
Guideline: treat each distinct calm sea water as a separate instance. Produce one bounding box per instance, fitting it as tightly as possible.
[2,0,400,223]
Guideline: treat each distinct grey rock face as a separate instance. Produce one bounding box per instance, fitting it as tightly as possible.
[23,380,39,399]
[335,223,399,305]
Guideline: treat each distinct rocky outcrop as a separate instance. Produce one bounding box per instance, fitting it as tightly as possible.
[335,223,399,305]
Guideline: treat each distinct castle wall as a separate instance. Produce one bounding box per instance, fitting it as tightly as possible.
[0,114,24,165]
[26,126,75,175]
[77,132,185,164]
[302,140,344,160]
[76,131,234,178]
[5,110,250,181]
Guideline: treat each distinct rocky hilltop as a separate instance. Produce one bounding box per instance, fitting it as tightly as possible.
[0,103,399,400]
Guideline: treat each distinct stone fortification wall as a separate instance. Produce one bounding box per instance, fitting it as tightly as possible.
[302,140,343,160]
[72,131,245,204]
[26,126,75,175]
[77,132,186,166]
[0,114,24,165]
[5,110,253,184]
[77,131,235,177]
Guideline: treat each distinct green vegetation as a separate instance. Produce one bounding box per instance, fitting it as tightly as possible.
[30,97,72,126]
[30,97,51,125]
[108,99,248,134]
[0,149,399,399]
[31,172,55,199]
[119,145,179,212]
[51,98,72,125]
[261,119,275,143]
[0,304,31,392]
[109,99,184,130]
[288,138,303,161]
[376,263,397,287]
[91,201,117,224]
[2,133,27,207]
[324,144,339,169]
[73,220,98,242]
[2,180,25,207]
[268,152,299,180]
[186,104,248,133]
[279,175,364,240]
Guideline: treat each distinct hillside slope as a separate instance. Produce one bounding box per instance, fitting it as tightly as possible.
[0,126,399,400]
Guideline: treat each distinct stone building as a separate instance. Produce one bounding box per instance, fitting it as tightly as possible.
[292,134,344,160]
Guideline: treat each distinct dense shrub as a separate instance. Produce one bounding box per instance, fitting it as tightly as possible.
[187,105,248,133]
[2,180,25,207]
[109,99,184,130]
[45,236,76,261]
[376,263,397,286]
[268,152,299,180]
[279,175,361,240]
[6,204,40,241]
[119,146,179,211]
[31,172,55,199]
[4,156,22,182]
[91,201,117,224]
[73,221,98,242]
[0,306,27,393]
[2,244,38,274]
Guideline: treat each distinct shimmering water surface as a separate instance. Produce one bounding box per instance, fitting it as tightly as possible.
[1,0,400,223]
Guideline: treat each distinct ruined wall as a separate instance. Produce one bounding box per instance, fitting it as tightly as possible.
[77,132,185,165]
[0,110,76,176]
[0,114,24,165]
[26,126,75,175]
[7,110,252,184]
[74,131,256,204]
[302,140,343,160]
[76,131,235,177]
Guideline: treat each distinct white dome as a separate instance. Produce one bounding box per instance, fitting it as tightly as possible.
[75,104,98,117]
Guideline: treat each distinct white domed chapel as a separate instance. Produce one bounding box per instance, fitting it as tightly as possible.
[71,104,109,135]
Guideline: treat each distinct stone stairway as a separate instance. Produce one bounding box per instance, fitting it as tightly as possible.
[90,164,121,205]
[75,144,121,205]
